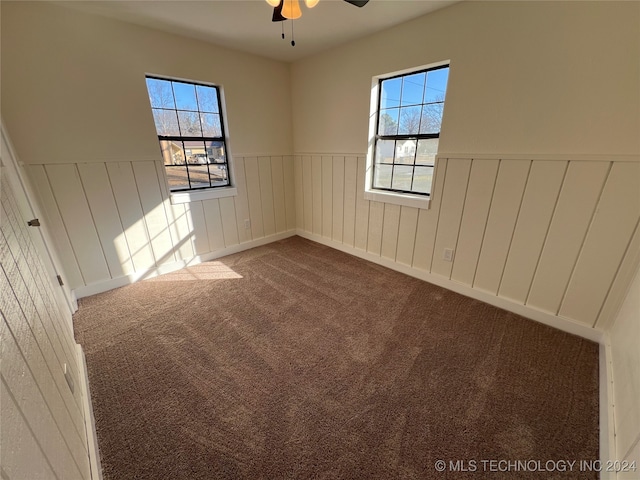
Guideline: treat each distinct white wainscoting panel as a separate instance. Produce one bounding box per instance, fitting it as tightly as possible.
[27,156,296,297]
[293,154,640,330]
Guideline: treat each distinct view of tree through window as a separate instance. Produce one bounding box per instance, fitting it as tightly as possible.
[373,65,449,195]
[145,76,230,191]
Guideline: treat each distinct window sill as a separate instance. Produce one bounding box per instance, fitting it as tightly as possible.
[170,186,237,204]
[364,188,431,210]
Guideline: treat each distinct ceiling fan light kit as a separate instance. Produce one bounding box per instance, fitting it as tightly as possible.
[267,0,369,46]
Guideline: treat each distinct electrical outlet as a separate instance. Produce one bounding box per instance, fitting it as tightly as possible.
[443,248,454,262]
[244,219,251,229]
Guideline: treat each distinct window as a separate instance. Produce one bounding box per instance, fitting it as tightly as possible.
[367,63,449,206]
[145,76,231,192]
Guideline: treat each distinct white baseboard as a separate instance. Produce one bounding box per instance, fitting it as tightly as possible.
[73,230,296,299]
[600,337,618,479]
[296,230,604,343]
[77,344,103,480]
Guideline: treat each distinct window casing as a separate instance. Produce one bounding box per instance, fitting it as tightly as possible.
[366,63,449,208]
[145,76,231,193]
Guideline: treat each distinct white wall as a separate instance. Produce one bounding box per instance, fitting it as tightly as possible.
[290,1,640,331]
[1,132,92,480]
[608,266,640,479]
[292,1,639,156]
[1,1,296,294]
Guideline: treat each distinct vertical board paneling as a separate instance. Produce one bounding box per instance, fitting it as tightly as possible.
[0,243,84,434]
[342,157,358,247]
[219,196,239,247]
[283,156,296,231]
[184,202,209,256]
[560,162,640,325]
[451,159,499,286]
[0,289,87,470]
[321,156,333,239]
[527,161,610,313]
[270,156,287,233]
[106,162,156,271]
[332,156,345,243]
[293,156,304,230]
[76,163,134,277]
[1,377,57,480]
[312,156,323,236]
[431,159,471,278]
[396,206,419,266]
[244,157,265,239]
[473,160,530,294]
[167,204,195,260]
[131,162,176,266]
[1,320,84,480]
[596,223,640,329]
[381,203,401,261]
[354,157,370,251]
[45,164,110,285]
[0,223,77,389]
[231,157,252,244]
[413,158,447,271]
[499,161,567,302]
[202,199,225,252]
[302,156,313,233]
[258,157,276,237]
[367,201,384,256]
[27,166,84,288]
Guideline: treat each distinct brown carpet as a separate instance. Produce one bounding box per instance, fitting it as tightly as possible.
[74,236,599,479]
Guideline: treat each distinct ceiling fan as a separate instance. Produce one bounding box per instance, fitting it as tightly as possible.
[266,0,370,46]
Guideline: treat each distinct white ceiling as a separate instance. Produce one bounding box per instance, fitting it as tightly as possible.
[55,0,457,63]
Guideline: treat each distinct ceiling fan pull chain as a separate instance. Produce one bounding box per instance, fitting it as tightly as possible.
[281,20,285,40]
[291,19,295,46]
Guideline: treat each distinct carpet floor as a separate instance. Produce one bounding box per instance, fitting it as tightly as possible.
[74,236,599,479]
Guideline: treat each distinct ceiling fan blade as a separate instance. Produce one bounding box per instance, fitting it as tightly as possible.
[343,0,369,6]
[272,0,286,22]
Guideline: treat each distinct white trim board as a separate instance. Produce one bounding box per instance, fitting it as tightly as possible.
[77,344,103,480]
[73,230,296,299]
[295,230,604,343]
[599,337,617,480]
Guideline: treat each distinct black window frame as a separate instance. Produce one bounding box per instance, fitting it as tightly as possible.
[372,64,449,197]
[145,75,232,193]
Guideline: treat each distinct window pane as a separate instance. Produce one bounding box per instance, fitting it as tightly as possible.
[412,166,434,194]
[178,111,202,137]
[375,140,395,164]
[374,164,392,189]
[395,139,416,165]
[398,106,421,135]
[378,109,399,136]
[416,139,439,165]
[196,85,219,113]
[146,78,175,109]
[420,103,444,134]
[424,68,449,103]
[173,82,198,111]
[187,165,211,188]
[160,140,185,166]
[184,141,207,164]
[209,165,229,186]
[152,109,180,136]
[206,141,226,164]
[201,113,222,137]
[401,72,426,106]
[166,166,190,191]
[380,77,401,109]
[391,165,413,191]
